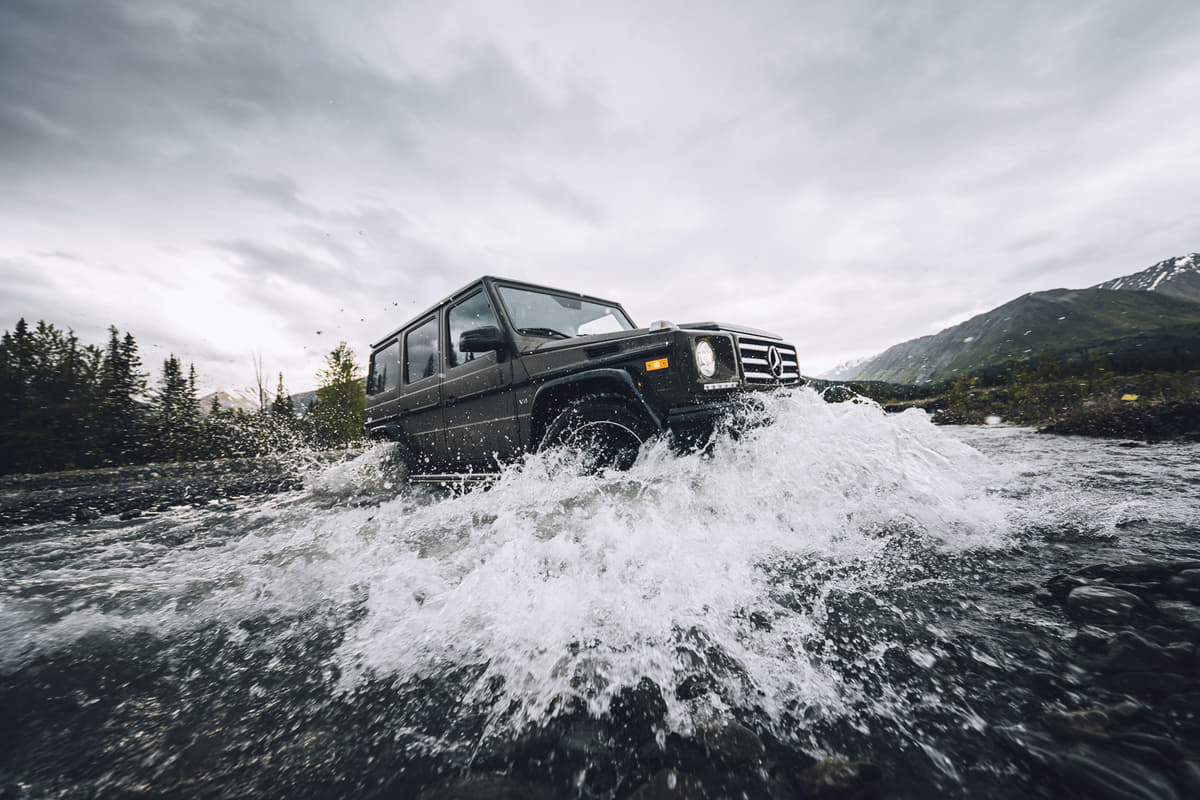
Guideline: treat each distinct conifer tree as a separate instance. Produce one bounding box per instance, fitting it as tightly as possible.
[100,327,149,463]
[307,342,365,447]
[271,372,296,421]
[155,354,200,461]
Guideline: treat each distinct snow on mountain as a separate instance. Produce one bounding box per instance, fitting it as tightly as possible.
[198,387,317,416]
[819,356,868,380]
[198,388,265,415]
[1091,253,1200,303]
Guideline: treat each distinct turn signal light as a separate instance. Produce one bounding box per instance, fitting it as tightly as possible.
[645,358,669,371]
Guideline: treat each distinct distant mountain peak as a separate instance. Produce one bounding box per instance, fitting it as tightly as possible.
[1091,252,1200,302]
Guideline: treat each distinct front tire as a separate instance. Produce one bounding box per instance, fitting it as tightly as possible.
[540,396,658,472]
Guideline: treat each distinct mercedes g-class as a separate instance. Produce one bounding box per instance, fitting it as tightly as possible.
[364,277,800,480]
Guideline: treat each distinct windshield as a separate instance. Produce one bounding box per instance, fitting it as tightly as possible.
[497,285,635,338]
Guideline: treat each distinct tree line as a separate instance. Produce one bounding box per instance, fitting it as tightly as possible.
[0,318,365,475]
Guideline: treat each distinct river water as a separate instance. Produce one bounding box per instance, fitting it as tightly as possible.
[2,389,1198,798]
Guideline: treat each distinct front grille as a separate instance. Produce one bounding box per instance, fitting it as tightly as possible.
[736,335,801,385]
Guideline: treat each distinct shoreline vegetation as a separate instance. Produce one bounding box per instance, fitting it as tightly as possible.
[1,317,367,478]
[814,367,1200,442]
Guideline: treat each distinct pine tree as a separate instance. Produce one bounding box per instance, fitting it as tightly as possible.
[154,354,200,461]
[100,327,149,464]
[308,342,365,447]
[271,372,296,421]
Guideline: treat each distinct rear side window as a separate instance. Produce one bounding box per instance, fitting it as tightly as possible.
[367,342,400,395]
[405,317,440,384]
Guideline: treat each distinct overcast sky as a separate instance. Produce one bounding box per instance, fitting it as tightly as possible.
[3,0,1199,393]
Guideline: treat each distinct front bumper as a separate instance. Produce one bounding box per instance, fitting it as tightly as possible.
[663,393,774,447]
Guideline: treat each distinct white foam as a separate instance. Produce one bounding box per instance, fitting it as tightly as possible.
[0,389,1016,742]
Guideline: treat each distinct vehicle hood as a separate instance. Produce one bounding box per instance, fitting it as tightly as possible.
[678,321,782,340]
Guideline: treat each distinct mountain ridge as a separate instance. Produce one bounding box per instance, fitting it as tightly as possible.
[825,252,1200,384]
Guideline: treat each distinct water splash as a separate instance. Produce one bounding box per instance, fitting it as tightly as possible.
[322,390,1014,740]
[0,388,1040,796]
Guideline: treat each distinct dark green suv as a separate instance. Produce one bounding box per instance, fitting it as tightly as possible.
[364,276,800,480]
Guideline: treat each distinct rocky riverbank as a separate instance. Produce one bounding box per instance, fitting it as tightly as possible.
[0,452,353,528]
[1038,401,1200,441]
[876,397,1200,442]
[1005,560,1200,800]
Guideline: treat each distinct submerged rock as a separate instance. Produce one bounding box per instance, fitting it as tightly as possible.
[1045,709,1111,742]
[1155,600,1200,632]
[794,757,882,800]
[72,506,101,523]
[1007,727,1183,800]
[697,721,765,765]
[626,768,706,800]
[1066,585,1147,623]
[415,776,559,800]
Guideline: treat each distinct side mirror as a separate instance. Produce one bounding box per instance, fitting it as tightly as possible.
[459,325,504,353]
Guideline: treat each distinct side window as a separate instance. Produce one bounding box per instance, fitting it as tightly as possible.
[367,341,400,395]
[404,317,440,384]
[447,290,500,369]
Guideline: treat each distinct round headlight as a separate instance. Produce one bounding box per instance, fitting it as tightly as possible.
[695,340,717,378]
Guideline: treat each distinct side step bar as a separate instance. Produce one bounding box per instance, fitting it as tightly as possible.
[406,472,500,486]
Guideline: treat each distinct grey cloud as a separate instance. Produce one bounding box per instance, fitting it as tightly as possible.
[232,176,323,219]
[767,1,1200,179]
[0,0,609,189]
[512,175,608,224]
[214,238,346,294]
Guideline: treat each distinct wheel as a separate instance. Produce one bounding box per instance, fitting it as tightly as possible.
[540,396,658,472]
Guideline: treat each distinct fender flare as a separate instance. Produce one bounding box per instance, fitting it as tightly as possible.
[530,368,664,446]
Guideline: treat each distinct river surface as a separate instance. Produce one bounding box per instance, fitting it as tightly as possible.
[2,389,1198,798]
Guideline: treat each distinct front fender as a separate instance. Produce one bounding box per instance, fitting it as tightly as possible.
[530,368,664,444]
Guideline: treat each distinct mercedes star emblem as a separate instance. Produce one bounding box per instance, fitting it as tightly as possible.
[767,345,784,378]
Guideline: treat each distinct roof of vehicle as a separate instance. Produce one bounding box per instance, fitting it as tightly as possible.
[369,276,633,349]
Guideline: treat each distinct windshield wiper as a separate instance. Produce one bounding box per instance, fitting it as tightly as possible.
[516,327,571,340]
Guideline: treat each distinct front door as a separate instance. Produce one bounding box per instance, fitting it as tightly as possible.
[442,290,520,469]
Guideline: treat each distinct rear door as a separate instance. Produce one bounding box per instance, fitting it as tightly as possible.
[396,313,446,470]
[442,289,521,469]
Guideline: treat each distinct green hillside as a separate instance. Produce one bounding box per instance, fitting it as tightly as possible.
[836,288,1200,384]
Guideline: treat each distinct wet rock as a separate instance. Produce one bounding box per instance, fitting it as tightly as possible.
[1156,600,1200,632]
[626,768,706,800]
[1011,730,1181,800]
[72,506,101,523]
[1047,573,1093,601]
[820,385,859,403]
[794,757,882,800]
[1093,631,1180,673]
[1078,562,1173,583]
[558,720,606,757]
[1045,709,1110,742]
[1102,699,1150,722]
[1070,625,1115,653]
[697,721,765,765]
[1032,588,1056,607]
[1178,760,1200,797]
[608,678,667,745]
[1067,585,1147,624]
[1170,570,1200,603]
[119,508,143,520]
[674,674,711,701]
[415,775,559,800]
[1113,732,1187,761]
[1140,624,1185,644]
[1097,671,1191,695]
